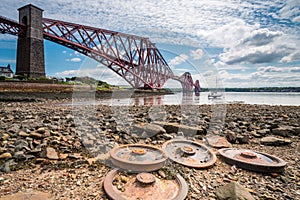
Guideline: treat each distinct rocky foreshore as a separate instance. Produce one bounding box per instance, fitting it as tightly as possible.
[0,100,299,199]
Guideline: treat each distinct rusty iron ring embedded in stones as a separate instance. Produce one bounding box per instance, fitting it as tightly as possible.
[162,139,217,168]
[103,169,188,200]
[218,148,287,173]
[110,144,167,172]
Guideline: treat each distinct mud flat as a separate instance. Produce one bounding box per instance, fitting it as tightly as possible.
[0,99,299,199]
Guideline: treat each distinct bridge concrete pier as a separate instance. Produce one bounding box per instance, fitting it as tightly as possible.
[16,4,45,78]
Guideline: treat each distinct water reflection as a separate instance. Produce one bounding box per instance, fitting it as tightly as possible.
[132,93,202,106]
[133,96,163,106]
[70,92,300,106]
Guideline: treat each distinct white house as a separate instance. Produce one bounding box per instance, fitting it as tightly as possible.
[0,64,13,78]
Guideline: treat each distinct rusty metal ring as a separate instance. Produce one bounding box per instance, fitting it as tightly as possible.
[110,144,167,172]
[162,139,217,168]
[103,169,188,200]
[218,148,287,173]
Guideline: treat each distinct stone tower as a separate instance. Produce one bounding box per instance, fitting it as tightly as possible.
[16,4,45,78]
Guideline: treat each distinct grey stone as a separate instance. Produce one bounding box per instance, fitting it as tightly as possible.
[216,181,255,200]
[154,121,205,136]
[13,151,26,160]
[272,126,293,137]
[132,123,166,138]
[256,129,269,136]
[7,125,19,134]
[225,131,237,143]
[260,136,292,146]
[237,135,249,144]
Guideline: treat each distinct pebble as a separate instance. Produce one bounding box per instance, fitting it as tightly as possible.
[29,132,43,138]
[0,152,12,159]
[45,147,59,160]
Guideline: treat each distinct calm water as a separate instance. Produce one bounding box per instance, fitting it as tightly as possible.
[95,92,300,106]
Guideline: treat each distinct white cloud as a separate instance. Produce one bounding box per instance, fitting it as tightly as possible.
[190,49,203,60]
[289,67,300,73]
[169,54,188,67]
[70,57,81,62]
[258,66,284,73]
[218,29,299,64]
[214,61,249,71]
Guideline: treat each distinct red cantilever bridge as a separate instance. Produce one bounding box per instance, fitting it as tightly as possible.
[0,14,198,91]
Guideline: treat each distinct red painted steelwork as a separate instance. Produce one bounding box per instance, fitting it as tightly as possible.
[0,16,197,90]
[0,16,25,36]
[42,18,174,89]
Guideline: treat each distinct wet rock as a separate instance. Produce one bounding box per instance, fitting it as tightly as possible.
[162,133,173,140]
[13,151,26,160]
[1,159,17,173]
[53,116,60,121]
[216,181,255,200]
[7,125,19,134]
[225,131,236,143]
[132,123,166,138]
[237,135,249,144]
[272,126,293,137]
[45,147,59,160]
[154,121,206,136]
[256,129,269,137]
[260,136,292,146]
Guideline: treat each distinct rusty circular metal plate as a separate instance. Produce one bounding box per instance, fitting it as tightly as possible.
[103,169,188,200]
[218,148,287,173]
[110,144,167,172]
[162,139,217,168]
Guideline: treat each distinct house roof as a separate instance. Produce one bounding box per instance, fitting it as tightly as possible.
[0,66,13,73]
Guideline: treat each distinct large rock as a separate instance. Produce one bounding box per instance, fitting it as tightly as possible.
[260,136,292,146]
[132,123,166,138]
[216,181,255,200]
[272,126,294,137]
[45,147,59,160]
[205,134,231,148]
[154,121,206,136]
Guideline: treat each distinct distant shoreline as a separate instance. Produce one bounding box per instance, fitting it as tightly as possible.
[0,82,299,94]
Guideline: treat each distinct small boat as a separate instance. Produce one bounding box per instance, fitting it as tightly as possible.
[208,92,223,99]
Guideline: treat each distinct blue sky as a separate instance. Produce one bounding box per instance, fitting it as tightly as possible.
[0,0,300,88]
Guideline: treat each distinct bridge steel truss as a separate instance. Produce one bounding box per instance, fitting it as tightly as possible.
[0,16,25,36]
[0,16,195,90]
